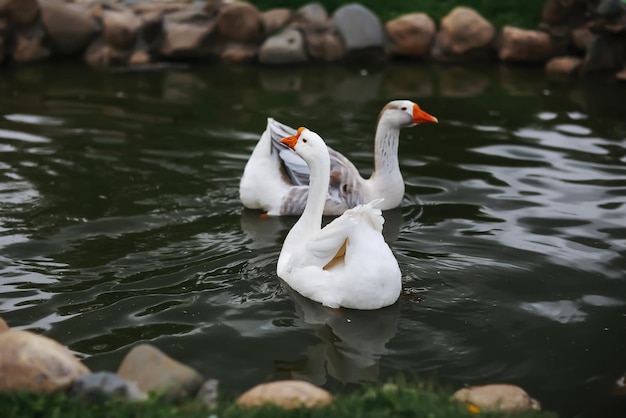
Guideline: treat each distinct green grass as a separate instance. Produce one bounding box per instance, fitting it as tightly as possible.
[0,381,558,418]
[250,0,545,28]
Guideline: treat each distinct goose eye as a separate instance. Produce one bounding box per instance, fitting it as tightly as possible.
[302,138,308,143]
[401,106,407,111]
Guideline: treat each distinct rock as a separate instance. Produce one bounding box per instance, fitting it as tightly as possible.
[0,317,8,333]
[432,7,496,61]
[237,380,332,409]
[0,330,90,393]
[137,11,163,49]
[216,2,263,44]
[103,8,140,50]
[13,24,50,62]
[117,344,204,401]
[71,371,148,403]
[128,48,150,65]
[85,37,129,66]
[580,34,625,75]
[0,0,39,27]
[132,2,186,16]
[545,56,583,75]
[617,66,626,81]
[296,3,327,23]
[261,8,292,35]
[220,43,257,64]
[572,26,594,51]
[385,13,436,57]
[542,0,587,26]
[196,379,219,408]
[159,9,215,58]
[259,28,308,64]
[300,22,345,62]
[332,3,384,53]
[453,384,541,413]
[40,0,101,55]
[499,26,554,62]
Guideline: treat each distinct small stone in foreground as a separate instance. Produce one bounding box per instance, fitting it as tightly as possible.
[453,383,541,412]
[117,344,204,401]
[71,371,148,403]
[237,380,332,409]
[196,378,219,408]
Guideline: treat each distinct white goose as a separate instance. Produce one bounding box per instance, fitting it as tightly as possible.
[276,127,401,310]
[239,100,437,216]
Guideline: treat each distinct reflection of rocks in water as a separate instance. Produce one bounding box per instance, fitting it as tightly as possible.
[498,65,544,97]
[163,71,207,103]
[330,71,382,103]
[259,69,302,92]
[282,287,400,384]
[382,64,434,98]
[240,209,293,250]
[438,66,491,98]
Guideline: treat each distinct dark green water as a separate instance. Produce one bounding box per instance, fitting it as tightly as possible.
[0,63,625,417]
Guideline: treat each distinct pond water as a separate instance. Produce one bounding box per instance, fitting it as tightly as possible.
[0,63,625,417]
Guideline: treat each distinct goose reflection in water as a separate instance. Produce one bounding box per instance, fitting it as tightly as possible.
[278,286,400,385]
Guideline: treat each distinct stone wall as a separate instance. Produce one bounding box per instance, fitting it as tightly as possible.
[0,0,624,79]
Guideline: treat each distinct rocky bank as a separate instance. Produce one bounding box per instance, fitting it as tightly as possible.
[0,0,625,79]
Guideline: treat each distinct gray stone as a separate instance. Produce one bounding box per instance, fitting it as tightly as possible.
[40,0,101,55]
[332,3,384,52]
[71,371,148,403]
[117,344,204,401]
[0,330,90,393]
[296,2,327,23]
[259,28,308,65]
[159,10,215,58]
[196,379,219,408]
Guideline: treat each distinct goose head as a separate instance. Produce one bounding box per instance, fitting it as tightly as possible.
[379,100,438,128]
[280,127,329,164]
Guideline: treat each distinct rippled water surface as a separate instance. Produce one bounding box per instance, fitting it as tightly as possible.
[1,64,625,417]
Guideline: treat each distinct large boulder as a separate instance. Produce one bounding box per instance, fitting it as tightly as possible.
[332,3,384,56]
[385,13,436,58]
[117,344,204,401]
[0,330,90,393]
[159,9,215,58]
[215,2,263,44]
[545,56,583,75]
[0,0,39,27]
[454,384,541,413]
[432,6,496,61]
[102,8,140,50]
[259,28,308,64]
[499,26,554,62]
[261,8,292,36]
[13,24,50,62]
[40,0,101,55]
[237,380,332,409]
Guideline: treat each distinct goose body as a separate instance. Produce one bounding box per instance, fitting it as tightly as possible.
[239,100,437,216]
[277,127,402,310]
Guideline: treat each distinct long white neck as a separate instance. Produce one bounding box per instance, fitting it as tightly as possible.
[365,118,404,208]
[278,145,330,274]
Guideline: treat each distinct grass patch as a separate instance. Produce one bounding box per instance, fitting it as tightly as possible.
[249,0,545,28]
[0,381,558,418]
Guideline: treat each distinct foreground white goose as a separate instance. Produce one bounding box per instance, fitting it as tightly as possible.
[276,127,401,310]
[239,100,437,216]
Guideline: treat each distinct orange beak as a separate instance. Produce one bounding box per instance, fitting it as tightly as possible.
[413,103,438,124]
[280,127,306,150]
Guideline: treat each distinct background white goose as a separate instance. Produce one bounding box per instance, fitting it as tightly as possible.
[276,127,402,310]
[239,100,438,216]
